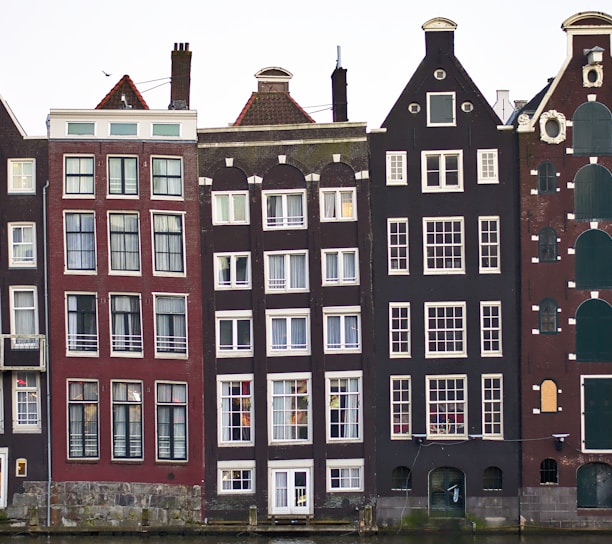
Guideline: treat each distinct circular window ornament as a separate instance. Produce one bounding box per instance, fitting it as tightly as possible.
[461,101,474,113]
[408,102,421,114]
[582,64,603,88]
[539,110,566,144]
[434,69,446,80]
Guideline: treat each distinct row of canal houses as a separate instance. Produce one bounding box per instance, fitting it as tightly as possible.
[0,10,611,530]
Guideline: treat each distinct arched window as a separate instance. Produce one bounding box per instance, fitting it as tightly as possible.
[575,229,612,289]
[483,466,503,490]
[540,379,558,413]
[574,164,612,221]
[539,298,558,334]
[572,101,612,156]
[576,299,612,362]
[577,463,612,508]
[540,459,558,484]
[391,466,412,490]
[538,227,557,262]
[538,162,557,194]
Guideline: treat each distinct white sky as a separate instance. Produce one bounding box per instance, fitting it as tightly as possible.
[1,0,605,136]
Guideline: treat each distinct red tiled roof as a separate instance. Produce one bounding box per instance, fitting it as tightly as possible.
[233,91,315,126]
[96,75,149,110]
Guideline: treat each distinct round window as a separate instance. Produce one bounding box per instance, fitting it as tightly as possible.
[545,119,560,138]
[408,102,421,114]
[461,101,474,113]
[434,69,446,80]
[587,69,599,83]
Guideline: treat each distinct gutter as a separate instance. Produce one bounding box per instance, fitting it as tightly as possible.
[42,179,51,526]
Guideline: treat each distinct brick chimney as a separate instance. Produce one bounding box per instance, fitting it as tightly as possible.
[169,43,191,110]
[331,46,348,122]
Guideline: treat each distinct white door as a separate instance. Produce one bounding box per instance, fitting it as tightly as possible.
[0,448,8,509]
[270,467,312,516]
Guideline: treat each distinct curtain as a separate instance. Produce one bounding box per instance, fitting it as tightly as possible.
[112,296,141,351]
[290,254,305,288]
[323,192,336,218]
[271,318,287,349]
[12,226,33,263]
[66,213,95,270]
[291,317,306,349]
[340,191,353,218]
[215,195,229,222]
[233,194,246,222]
[156,297,186,351]
[326,253,338,282]
[345,315,359,348]
[217,256,231,286]
[287,194,303,225]
[268,255,285,289]
[266,195,282,226]
[110,215,139,271]
[327,316,341,349]
[154,215,183,272]
[343,252,356,281]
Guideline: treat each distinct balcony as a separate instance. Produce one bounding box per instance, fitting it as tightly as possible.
[0,334,47,371]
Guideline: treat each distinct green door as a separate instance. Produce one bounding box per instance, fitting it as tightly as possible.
[429,467,465,517]
[577,463,612,508]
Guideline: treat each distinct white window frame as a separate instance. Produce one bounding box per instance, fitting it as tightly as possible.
[421,150,463,193]
[388,218,409,274]
[155,381,188,462]
[423,217,465,274]
[110,380,143,460]
[390,376,411,439]
[319,188,357,222]
[426,374,467,439]
[217,373,254,447]
[65,292,99,356]
[267,372,312,445]
[7,158,35,194]
[386,152,407,185]
[67,379,99,459]
[64,211,96,273]
[480,301,503,357]
[9,286,38,349]
[153,293,188,358]
[214,252,251,290]
[64,155,95,197]
[0,381,4,434]
[107,155,138,197]
[326,458,364,492]
[8,222,36,268]
[109,293,143,356]
[322,248,359,286]
[13,372,41,433]
[262,189,307,230]
[477,149,499,184]
[265,309,310,356]
[326,370,362,443]
[323,306,361,354]
[424,301,467,358]
[216,310,253,357]
[151,156,183,199]
[151,211,186,276]
[212,191,250,225]
[108,212,141,274]
[479,216,501,274]
[482,374,504,440]
[427,91,456,127]
[218,460,256,494]
[389,303,411,358]
[264,250,309,293]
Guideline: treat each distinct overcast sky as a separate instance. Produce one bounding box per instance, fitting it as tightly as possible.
[1,0,605,135]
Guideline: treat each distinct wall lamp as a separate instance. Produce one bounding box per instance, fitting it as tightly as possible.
[552,433,570,451]
[413,433,426,444]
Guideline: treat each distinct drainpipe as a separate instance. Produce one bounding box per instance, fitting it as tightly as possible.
[42,179,51,526]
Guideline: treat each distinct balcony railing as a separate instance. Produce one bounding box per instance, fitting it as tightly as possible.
[0,334,47,371]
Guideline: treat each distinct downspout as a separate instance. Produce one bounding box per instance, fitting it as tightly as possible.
[42,179,51,526]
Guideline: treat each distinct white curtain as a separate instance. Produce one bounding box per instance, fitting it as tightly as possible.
[340,191,353,218]
[217,256,231,286]
[154,215,183,272]
[266,195,282,226]
[156,297,186,351]
[291,317,306,349]
[112,295,141,351]
[286,194,303,225]
[343,252,356,281]
[232,194,246,222]
[215,195,229,222]
[327,316,341,349]
[323,192,336,218]
[345,315,359,348]
[290,254,305,288]
[66,213,95,270]
[110,214,139,271]
[268,255,285,289]
[271,318,287,349]
[12,226,33,263]
[326,253,339,282]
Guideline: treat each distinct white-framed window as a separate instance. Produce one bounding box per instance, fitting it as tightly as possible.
[391,376,411,439]
[320,188,356,221]
[427,375,467,439]
[323,306,361,353]
[64,156,95,196]
[151,156,183,198]
[425,302,466,358]
[8,223,36,268]
[67,380,99,459]
[154,294,187,357]
[482,374,503,439]
[212,191,249,225]
[216,310,253,357]
[386,152,407,185]
[214,252,251,290]
[268,373,311,444]
[388,218,409,274]
[218,460,255,494]
[9,286,38,348]
[479,216,501,274]
[217,374,253,446]
[427,91,456,126]
[264,250,308,293]
[108,212,140,273]
[152,212,185,274]
[13,372,41,432]
[421,150,463,192]
[423,217,464,274]
[262,189,306,229]
[389,303,411,357]
[477,149,499,184]
[322,248,358,285]
[110,294,142,354]
[66,293,98,354]
[0,381,4,434]
[108,156,138,195]
[65,212,96,272]
[7,159,35,194]
[111,381,143,459]
[156,381,187,461]
[326,459,364,492]
[326,371,362,442]
[266,309,310,356]
[480,301,502,357]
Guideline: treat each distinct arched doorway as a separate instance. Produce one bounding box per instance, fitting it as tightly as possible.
[429,466,465,517]
[577,463,612,508]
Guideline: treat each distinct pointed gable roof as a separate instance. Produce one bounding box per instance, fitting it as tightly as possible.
[233,67,314,126]
[96,75,149,110]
